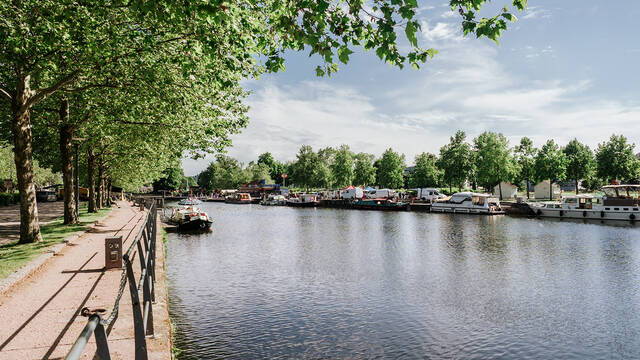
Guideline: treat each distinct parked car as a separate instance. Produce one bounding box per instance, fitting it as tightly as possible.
[36,190,57,202]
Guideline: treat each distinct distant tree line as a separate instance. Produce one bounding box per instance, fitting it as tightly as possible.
[195,131,640,196]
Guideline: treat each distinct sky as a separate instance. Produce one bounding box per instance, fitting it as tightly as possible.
[183,1,640,175]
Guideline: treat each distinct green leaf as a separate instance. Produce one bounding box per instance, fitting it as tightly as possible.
[337,46,354,64]
[405,21,418,47]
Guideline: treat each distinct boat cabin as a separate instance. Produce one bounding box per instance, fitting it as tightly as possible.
[602,185,640,206]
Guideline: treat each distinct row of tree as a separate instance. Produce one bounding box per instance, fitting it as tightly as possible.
[0,1,526,243]
[196,132,640,196]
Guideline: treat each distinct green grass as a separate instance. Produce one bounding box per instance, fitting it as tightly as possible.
[0,205,113,279]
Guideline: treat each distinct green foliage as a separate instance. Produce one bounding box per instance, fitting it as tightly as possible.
[0,145,60,187]
[291,145,321,189]
[198,155,249,191]
[353,152,376,186]
[563,139,595,192]
[153,164,187,192]
[534,140,567,183]
[408,153,441,188]
[331,145,355,188]
[438,130,472,189]
[376,148,406,189]
[473,132,516,189]
[246,161,274,183]
[595,134,640,183]
[514,137,537,186]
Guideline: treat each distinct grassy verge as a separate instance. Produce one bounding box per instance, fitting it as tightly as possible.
[0,205,113,279]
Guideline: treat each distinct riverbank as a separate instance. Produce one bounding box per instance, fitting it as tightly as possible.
[0,201,171,360]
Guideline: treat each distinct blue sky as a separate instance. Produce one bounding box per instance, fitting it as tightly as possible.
[184,1,640,175]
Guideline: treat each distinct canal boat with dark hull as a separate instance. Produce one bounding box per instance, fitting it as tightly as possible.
[286,193,319,207]
[352,198,408,211]
[225,192,252,204]
[166,206,213,231]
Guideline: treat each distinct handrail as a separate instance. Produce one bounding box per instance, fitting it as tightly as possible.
[65,199,158,360]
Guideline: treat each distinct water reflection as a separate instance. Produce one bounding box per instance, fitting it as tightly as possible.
[166,203,640,359]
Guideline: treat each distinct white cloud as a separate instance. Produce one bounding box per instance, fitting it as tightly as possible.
[182,21,640,175]
[420,21,461,42]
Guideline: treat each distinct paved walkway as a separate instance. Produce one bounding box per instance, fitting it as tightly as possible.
[0,201,171,360]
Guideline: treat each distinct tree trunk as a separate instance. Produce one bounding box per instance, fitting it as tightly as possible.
[11,76,42,244]
[106,177,112,205]
[58,98,77,224]
[549,180,553,200]
[526,179,530,199]
[575,179,579,195]
[97,164,104,209]
[87,149,97,213]
[449,184,452,194]
[498,182,503,200]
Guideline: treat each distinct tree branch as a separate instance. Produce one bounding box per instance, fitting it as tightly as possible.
[28,70,81,107]
[0,87,12,102]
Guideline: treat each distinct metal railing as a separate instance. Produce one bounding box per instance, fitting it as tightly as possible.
[65,200,158,360]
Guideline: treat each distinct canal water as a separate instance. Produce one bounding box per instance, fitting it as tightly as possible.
[166,202,640,359]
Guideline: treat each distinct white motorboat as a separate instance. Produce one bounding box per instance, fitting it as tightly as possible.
[261,194,287,206]
[529,184,640,221]
[430,192,504,215]
[167,206,212,231]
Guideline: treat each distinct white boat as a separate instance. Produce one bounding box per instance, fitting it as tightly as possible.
[167,206,212,231]
[286,193,319,207]
[260,194,287,206]
[529,184,640,221]
[430,192,504,215]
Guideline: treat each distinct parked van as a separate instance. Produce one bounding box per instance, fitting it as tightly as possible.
[416,188,445,202]
[340,187,364,199]
[366,189,395,199]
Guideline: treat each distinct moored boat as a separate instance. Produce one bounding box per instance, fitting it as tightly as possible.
[352,198,408,211]
[167,206,213,231]
[431,192,503,214]
[529,184,640,221]
[225,192,252,204]
[261,194,287,206]
[286,193,319,207]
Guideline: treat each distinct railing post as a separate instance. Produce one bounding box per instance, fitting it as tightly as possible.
[142,268,154,336]
[124,255,148,360]
[94,319,111,360]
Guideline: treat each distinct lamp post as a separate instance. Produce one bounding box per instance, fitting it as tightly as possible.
[72,137,86,220]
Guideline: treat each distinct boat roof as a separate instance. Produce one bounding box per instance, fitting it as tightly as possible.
[451,192,493,197]
[602,184,640,189]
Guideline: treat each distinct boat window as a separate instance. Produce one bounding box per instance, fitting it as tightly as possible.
[623,208,629,211]
[555,204,562,208]
[634,208,639,211]
[614,208,620,211]
[565,198,577,204]
[472,196,485,206]
[605,207,610,210]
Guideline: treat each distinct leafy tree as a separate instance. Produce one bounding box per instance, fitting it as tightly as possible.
[257,152,285,183]
[438,130,472,192]
[331,145,354,188]
[291,145,320,189]
[408,153,441,188]
[534,140,567,199]
[473,132,516,198]
[153,165,186,192]
[197,162,217,193]
[563,139,595,194]
[353,153,376,186]
[595,135,640,183]
[1,0,526,243]
[377,148,406,189]
[514,137,537,199]
[245,162,274,183]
